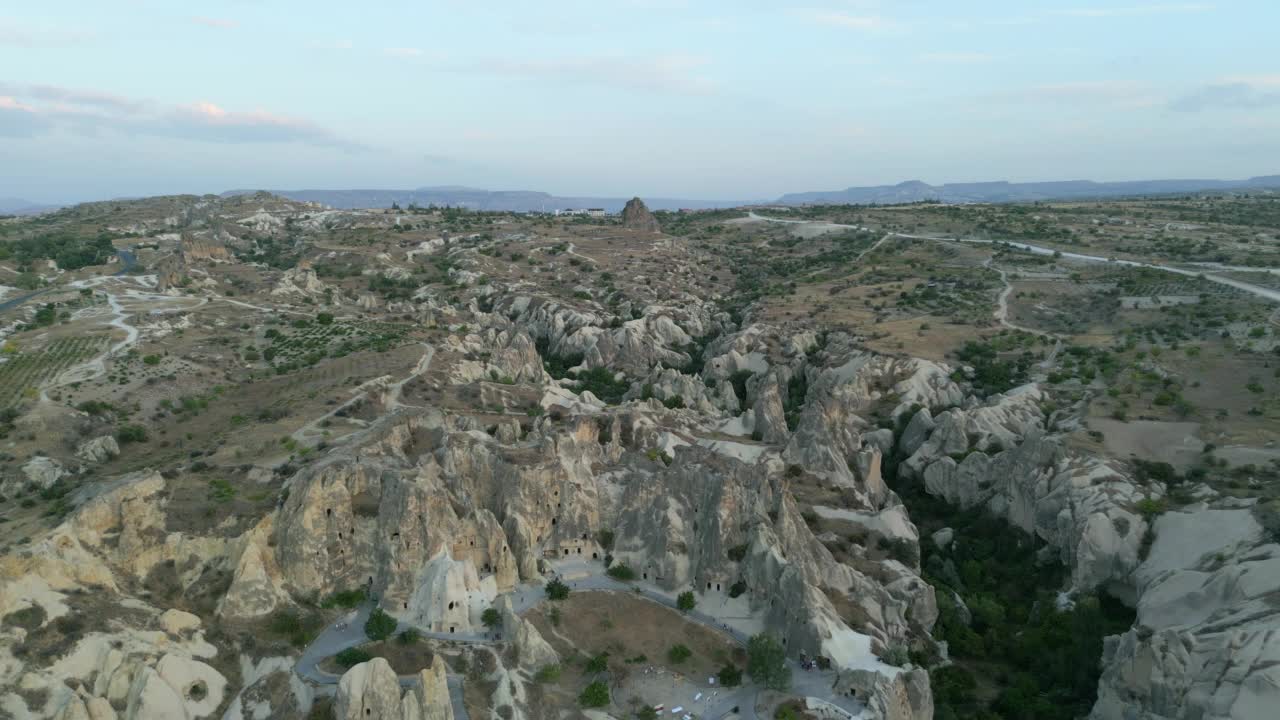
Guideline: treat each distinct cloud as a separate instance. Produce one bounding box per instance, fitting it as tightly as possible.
[0,82,363,149]
[446,53,715,95]
[0,83,147,113]
[0,18,93,47]
[191,17,238,29]
[165,102,360,147]
[1051,3,1213,17]
[1170,77,1280,111]
[808,12,890,30]
[0,95,46,137]
[384,47,424,58]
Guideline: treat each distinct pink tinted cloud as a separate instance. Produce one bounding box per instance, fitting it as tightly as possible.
[0,96,36,112]
[0,82,363,149]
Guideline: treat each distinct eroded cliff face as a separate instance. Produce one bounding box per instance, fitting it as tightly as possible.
[905,387,1280,719]
[24,268,1271,720]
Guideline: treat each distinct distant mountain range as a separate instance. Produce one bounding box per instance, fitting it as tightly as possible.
[8,175,1279,218]
[776,175,1280,206]
[221,187,748,212]
[0,197,61,216]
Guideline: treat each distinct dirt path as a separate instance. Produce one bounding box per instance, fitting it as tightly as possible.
[290,342,435,445]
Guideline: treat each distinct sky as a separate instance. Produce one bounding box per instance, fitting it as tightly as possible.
[1,0,1278,203]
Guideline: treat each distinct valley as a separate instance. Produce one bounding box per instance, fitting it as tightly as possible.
[0,190,1277,720]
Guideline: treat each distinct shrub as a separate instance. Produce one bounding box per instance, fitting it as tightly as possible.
[676,591,696,613]
[534,664,561,683]
[584,652,610,674]
[321,588,366,609]
[397,629,420,645]
[727,543,748,562]
[717,664,743,687]
[728,581,747,598]
[142,354,161,365]
[335,648,372,668]
[1136,497,1167,518]
[545,578,570,601]
[578,681,610,708]
[668,644,692,664]
[116,424,148,443]
[607,563,636,581]
[364,607,397,642]
[3,605,46,631]
[882,644,910,667]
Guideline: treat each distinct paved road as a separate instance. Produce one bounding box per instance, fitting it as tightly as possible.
[746,212,1280,305]
[295,603,472,720]
[0,249,137,314]
[295,560,867,720]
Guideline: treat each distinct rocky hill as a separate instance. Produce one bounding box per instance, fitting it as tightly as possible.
[621,197,660,233]
[1,193,1277,720]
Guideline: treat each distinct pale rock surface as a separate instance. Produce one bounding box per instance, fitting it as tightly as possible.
[1091,506,1280,720]
[336,658,402,720]
[158,610,201,637]
[76,436,120,465]
[403,656,453,720]
[497,595,559,670]
[21,456,66,490]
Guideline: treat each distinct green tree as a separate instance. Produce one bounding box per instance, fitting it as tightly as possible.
[481,607,502,630]
[584,652,610,674]
[335,648,372,667]
[747,634,791,691]
[545,577,570,601]
[676,591,696,613]
[578,681,610,708]
[607,563,636,581]
[717,664,743,687]
[116,424,148,443]
[364,607,397,642]
[667,644,692,664]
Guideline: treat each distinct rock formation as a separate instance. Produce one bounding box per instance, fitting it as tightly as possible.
[621,197,660,233]
[907,386,1280,718]
[334,657,453,720]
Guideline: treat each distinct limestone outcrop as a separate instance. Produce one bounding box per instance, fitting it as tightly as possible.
[76,435,120,465]
[1091,504,1280,720]
[335,657,453,720]
[336,658,403,720]
[908,384,1280,719]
